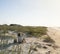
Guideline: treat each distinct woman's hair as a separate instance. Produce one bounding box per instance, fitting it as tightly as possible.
[18,33,20,36]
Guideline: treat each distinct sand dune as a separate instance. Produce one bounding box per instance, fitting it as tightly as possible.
[47,27,60,46]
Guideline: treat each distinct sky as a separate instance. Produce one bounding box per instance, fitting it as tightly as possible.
[0,0,60,27]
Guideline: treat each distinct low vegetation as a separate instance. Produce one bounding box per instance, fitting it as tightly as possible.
[43,36,55,43]
[0,24,47,37]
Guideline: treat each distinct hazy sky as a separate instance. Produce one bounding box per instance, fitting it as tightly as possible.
[0,0,60,27]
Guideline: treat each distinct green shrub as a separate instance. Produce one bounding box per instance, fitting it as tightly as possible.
[43,36,55,43]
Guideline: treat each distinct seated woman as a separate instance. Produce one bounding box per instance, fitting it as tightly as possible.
[17,32,26,43]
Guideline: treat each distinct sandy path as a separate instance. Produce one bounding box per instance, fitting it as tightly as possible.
[47,27,60,46]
